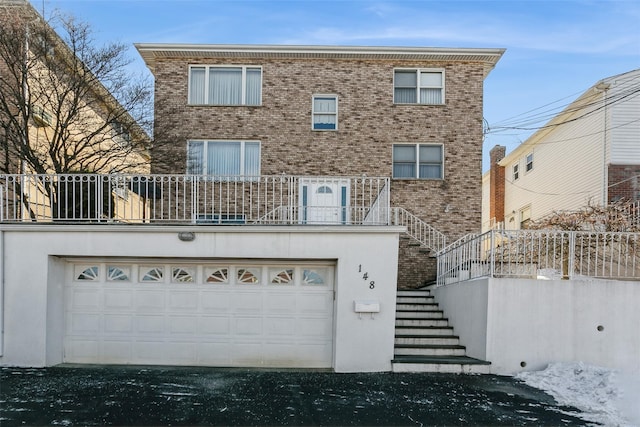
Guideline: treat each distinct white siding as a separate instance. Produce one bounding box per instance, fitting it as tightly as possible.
[609,70,640,164]
[481,173,491,232]
[503,95,606,225]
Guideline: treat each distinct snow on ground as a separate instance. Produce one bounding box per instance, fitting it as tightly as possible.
[516,362,640,426]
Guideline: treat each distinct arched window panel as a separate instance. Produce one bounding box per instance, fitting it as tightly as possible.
[270,268,294,285]
[140,266,164,283]
[302,269,326,286]
[172,267,195,283]
[107,266,130,282]
[237,268,260,284]
[75,265,99,281]
[205,267,229,284]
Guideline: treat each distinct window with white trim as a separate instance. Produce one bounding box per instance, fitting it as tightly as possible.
[392,144,443,179]
[188,65,262,106]
[525,153,534,172]
[513,163,519,181]
[187,140,260,176]
[312,95,337,130]
[394,69,444,105]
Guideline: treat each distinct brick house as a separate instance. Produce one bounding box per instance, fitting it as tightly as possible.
[483,68,640,230]
[0,43,505,372]
[137,44,505,287]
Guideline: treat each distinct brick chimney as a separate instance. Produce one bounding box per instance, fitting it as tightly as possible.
[489,145,506,224]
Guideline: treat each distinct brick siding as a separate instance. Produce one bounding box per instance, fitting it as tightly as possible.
[152,56,487,287]
[608,164,640,203]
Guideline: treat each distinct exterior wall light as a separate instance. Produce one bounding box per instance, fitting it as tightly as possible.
[178,232,196,242]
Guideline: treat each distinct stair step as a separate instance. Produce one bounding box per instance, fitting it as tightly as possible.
[395,318,450,327]
[395,310,444,319]
[396,290,431,297]
[394,326,454,336]
[394,344,466,357]
[395,335,459,346]
[396,299,437,303]
[395,303,439,311]
[392,356,491,374]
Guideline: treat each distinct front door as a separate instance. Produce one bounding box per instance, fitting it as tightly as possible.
[299,178,350,224]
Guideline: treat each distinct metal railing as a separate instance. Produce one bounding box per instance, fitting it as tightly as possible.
[0,174,391,225]
[391,207,447,252]
[437,229,640,286]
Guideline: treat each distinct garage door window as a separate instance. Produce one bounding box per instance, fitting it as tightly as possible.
[237,268,260,284]
[205,267,229,284]
[140,266,164,282]
[172,267,195,283]
[76,265,99,281]
[302,268,326,286]
[107,266,130,282]
[270,268,294,285]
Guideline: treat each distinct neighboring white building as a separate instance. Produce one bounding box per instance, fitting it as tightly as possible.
[484,69,640,230]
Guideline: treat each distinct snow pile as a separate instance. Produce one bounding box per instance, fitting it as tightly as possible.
[516,362,640,426]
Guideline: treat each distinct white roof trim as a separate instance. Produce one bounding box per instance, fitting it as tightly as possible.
[135,43,505,77]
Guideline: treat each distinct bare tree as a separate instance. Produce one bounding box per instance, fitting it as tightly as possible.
[0,1,152,176]
[493,200,640,279]
[0,1,153,220]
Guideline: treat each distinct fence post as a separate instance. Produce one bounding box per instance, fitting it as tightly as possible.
[568,232,576,279]
[489,230,496,278]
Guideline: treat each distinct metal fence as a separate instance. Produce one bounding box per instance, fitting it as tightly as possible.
[0,174,391,225]
[437,229,640,286]
[391,207,447,252]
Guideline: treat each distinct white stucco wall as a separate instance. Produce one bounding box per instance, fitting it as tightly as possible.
[0,225,401,373]
[434,277,640,375]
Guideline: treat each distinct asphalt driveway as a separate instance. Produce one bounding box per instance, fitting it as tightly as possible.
[0,365,587,426]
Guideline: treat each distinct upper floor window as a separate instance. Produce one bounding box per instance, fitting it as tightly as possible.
[312,95,338,130]
[394,69,444,105]
[187,140,260,176]
[392,144,443,179]
[188,66,262,106]
[526,153,534,172]
[513,164,519,181]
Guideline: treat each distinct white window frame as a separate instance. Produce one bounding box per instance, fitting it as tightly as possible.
[525,153,534,172]
[392,143,444,180]
[188,65,262,106]
[312,94,338,131]
[512,163,519,181]
[393,68,445,105]
[519,205,532,229]
[186,140,261,177]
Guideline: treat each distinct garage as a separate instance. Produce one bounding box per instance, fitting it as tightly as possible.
[63,259,335,368]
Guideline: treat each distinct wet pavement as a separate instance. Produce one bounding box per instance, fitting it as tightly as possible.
[0,365,588,426]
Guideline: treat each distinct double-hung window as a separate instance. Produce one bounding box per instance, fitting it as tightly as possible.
[312,95,338,130]
[394,69,444,105]
[525,153,534,172]
[189,65,262,106]
[392,144,443,179]
[187,140,260,177]
[513,164,519,181]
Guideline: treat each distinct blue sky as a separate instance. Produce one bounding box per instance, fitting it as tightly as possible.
[32,0,640,171]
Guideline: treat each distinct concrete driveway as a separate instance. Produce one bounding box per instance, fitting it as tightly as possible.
[0,365,586,426]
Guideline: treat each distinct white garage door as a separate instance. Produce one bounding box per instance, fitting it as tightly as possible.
[64,259,335,368]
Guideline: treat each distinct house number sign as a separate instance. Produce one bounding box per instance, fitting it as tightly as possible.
[358,264,375,289]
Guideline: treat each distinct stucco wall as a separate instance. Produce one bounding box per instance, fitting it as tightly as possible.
[434,277,640,375]
[0,225,401,373]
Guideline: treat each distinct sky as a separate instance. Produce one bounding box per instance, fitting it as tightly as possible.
[29,0,640,171]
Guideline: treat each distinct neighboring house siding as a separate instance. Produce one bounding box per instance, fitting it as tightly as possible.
[502,95,606,226]
[152,57,486,240]
[609,72,640,164]
[485,69,640,229]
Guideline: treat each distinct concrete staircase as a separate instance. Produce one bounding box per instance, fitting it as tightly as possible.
[392,289,491,374]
